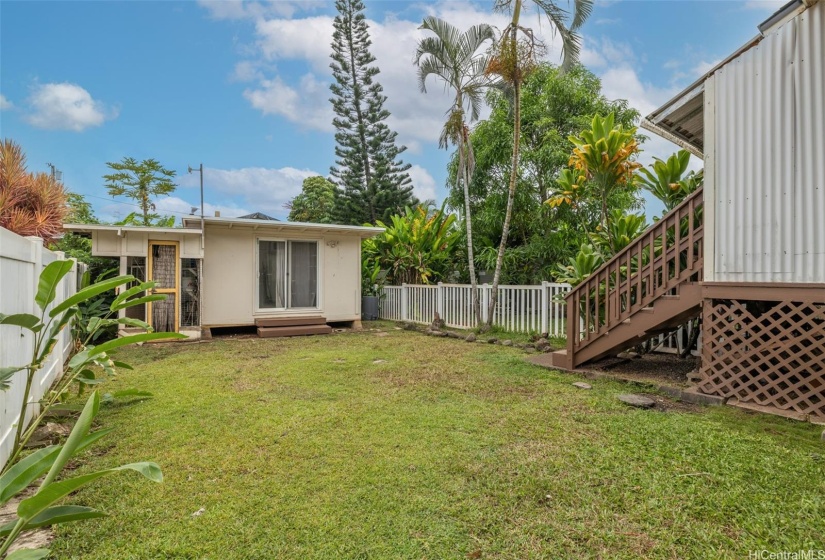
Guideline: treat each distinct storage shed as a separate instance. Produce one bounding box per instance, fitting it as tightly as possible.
[63,218,383,338]
[554,0,824,422]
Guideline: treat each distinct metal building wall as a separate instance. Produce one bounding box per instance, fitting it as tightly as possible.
[711,1,825,284]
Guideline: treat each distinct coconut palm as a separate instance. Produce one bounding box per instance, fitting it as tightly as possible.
[415,16,496,325]
[0,139,67,244]
[484,0,593,327]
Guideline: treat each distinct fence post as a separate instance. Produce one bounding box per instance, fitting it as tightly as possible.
[540,281,549,336]
[401,283,408,322]
[481,284,490,324]
[437,282,444,320]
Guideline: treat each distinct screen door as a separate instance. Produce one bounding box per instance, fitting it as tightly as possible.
[147,241,179,332]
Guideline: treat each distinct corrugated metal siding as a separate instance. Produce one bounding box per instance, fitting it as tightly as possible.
[712,1,825,284]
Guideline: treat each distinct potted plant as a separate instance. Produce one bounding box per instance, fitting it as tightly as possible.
[361,259,384,321]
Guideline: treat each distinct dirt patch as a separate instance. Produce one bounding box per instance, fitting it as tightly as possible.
[589,353,699,388]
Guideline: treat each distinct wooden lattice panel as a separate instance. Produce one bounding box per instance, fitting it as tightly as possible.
[699,298,825,421]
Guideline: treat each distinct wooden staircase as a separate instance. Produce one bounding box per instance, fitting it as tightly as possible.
[551,188,704,370]
[256,316,332,338]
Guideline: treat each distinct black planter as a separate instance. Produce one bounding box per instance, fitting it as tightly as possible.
[362,296,379,320]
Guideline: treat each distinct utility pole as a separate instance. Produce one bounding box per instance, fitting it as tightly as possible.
[46,163,62,182]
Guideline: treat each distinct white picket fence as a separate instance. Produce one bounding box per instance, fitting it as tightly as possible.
[380,282,572,337]
[0,228,83,469]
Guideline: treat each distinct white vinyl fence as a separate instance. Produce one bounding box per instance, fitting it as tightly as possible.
[0,228,83,469]
[380,282,572,337]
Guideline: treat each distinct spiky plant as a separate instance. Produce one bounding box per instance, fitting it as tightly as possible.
[0,139,68,244]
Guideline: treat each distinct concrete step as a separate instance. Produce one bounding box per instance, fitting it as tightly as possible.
[256,324,333,338]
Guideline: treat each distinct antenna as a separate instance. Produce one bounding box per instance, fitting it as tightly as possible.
[46,163,62,182]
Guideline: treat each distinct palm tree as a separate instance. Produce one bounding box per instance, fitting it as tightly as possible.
[415,16,496,326]
[484,0,593,327]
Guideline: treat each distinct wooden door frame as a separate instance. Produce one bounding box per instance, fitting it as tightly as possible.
[147,240,180,333]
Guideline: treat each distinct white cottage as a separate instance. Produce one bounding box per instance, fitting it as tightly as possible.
[63,217,383,338]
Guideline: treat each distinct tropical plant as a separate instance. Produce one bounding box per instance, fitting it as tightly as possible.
[0,260,184,471]
[567,113,642,230]
[554,243,603,286]
[361,257,384,297]
[286,176,337,224]
[637,149,703,213]
[482,0,593,327]
[0,391,162,559]
[415,16,496,326]
[363,204,461,285]
[0,139,68,244]
[103,157,177,226]
[329,0,415,225]
[591,210,648,255]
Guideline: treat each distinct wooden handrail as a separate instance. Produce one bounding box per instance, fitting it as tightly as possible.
[565,187,705,356]
[564,187,704,303]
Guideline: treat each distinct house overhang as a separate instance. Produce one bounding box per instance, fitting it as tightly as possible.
[63,224,203,237]
[643,0,818,156]
[182,217,384,239]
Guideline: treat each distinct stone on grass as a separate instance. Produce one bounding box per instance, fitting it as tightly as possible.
[487,338,498,344]
[501,340,513,347]
[572,382,592,390]
[465,333,476,343]
[617,393,656,409]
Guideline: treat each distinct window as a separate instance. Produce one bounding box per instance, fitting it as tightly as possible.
[258,240,318,309]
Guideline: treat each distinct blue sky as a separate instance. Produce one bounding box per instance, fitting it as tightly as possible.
[0,0,786,222]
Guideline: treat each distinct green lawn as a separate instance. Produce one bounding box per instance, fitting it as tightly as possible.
[52,325,824,559]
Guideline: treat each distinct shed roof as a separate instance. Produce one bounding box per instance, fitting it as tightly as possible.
[63,223,202,235]
[182,216,383,238]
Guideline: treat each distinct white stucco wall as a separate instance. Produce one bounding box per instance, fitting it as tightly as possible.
[200,225,362,326]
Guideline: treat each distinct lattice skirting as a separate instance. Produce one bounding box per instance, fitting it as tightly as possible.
[699,296,825,421]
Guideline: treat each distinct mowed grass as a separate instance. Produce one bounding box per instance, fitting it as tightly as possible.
[52,326,824,559]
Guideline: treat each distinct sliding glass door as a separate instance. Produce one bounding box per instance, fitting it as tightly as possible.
[258,240,318,310]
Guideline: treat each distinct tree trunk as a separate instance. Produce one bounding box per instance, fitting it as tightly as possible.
[486,3,522,328]
[460,131,481,326]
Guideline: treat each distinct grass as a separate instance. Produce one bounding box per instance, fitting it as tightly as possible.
[51,325,824,559]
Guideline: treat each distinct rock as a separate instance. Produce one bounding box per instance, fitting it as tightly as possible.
[372,359,387,364]
[535,337,549,346]
[445,331,462,339]
[686,369,703,383]
[540,332,549,339]
[402,322,417,331]
[617,351,630,359]
[501,340,513,347]
[487,338,498,344]
[465,333,476,343]
[617,393,656,409]
[535,342,550,351]
[191,507,206,518]
[524,347,536,353]
[572,382,592,390]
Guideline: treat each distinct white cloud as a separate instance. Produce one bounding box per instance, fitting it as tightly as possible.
[178,165,319,219]
[24,83,116,131]
[154,197,251,220]
[211,1,576,150]
[407,164,437,203]
[0,94,12,110]
[692,59,722,76]
[744,0,787,10]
